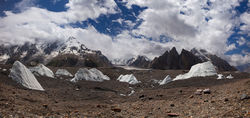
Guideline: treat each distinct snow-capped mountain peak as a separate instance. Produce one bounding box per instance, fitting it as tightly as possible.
[0,36,108,65]
[190,48,211,61]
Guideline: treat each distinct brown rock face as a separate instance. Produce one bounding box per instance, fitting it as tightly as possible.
[151,47,236,71]
[179,49,202,70]
[151,47,201,70]
[46,53,112,67]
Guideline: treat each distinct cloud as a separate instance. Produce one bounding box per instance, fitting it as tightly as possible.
[226,43,236,51]
[126,0,240,55]
[0,0,118,44]
[123,0,250,66]
[240,12,250,36]
[14,0,36,11]
[65,0,117,23]
[237,37,246,46]
[227,54,250,66]
[0,0,249,66]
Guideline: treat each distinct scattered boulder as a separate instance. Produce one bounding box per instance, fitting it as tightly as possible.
[111,108,121,112]
[2,69,7,72]
[70,68,110,82]
[240,94,249,100]
[128,90,135,96]
[159,75,172,85]
[167,113,179,117]
[194,89,203,95]
[224,98,229,102]
[8,61,44,91]
[55,69,73,77]
[139,95,145,99]
[226,74,234,79]
[117,74,141,84]
[203,88,211,94]
[173,61,217,81]
[170,104,175,107]
[29,64,54,78]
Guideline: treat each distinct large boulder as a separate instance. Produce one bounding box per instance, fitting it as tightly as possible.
[173,61,217,81]
[9,61,44,91]
[29,64,54,78]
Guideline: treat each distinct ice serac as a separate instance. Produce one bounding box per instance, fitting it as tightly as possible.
[217,74,224,79]
[173,61,217,81]
[159,75,172,85]
[117,74,141,85]
[89,68,110,80]
[29,64,54,78]
[71,68,110,82]
[9,61,44,91]
[55,69,73,77]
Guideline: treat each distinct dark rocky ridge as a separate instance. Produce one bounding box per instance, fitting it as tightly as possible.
[150,47,202,70]
[150,47,236,71]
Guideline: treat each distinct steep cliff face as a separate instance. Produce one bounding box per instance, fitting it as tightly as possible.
[150,47,236,71]
[179,49,202,70]
[151,47,202,70]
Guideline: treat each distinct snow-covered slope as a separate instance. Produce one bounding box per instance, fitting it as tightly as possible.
[71,68,110,82]
[29,64,54,78]
[173,61,217,81]
[55,69,73,77]
[159,75,172,85]
[112,55,151,68]
[9,61,44,91]
[117,74,141,84]
[111,57,136,65]
[0,36,112,67]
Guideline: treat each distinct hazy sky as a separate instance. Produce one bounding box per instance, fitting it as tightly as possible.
[0,0,249,66]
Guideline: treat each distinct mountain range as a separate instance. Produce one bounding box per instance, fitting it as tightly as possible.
[0,36,111,67]
[0,37,239,71]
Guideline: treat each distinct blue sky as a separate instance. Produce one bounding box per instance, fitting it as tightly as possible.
[0,0,249,66]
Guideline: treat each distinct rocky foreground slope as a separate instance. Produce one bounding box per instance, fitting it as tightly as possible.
[0,63,249,117]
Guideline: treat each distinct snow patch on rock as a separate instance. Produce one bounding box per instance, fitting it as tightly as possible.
[71,68,110,82]
[159,75,172,85]
[117,74,141,84]
[217,74,224,79]
[29,64,54,78]
[55,69,73,77]
[9,61,44,91]
[226,74,234,79]
[173,61,217,81]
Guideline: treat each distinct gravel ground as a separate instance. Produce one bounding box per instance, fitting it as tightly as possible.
[0,64,249,117]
